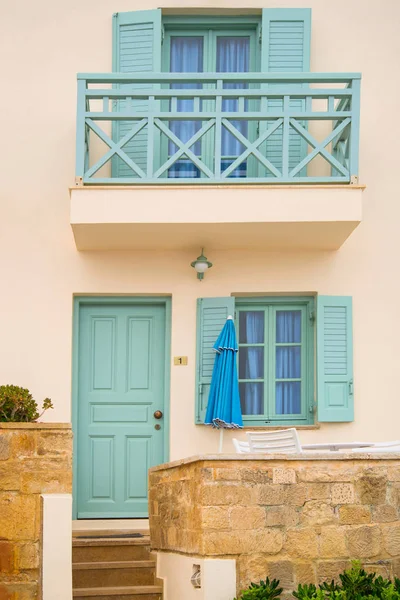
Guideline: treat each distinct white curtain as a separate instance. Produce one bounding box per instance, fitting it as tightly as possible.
[169,35,250,178]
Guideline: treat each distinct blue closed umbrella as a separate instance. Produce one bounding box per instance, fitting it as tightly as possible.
[204,316,243,452]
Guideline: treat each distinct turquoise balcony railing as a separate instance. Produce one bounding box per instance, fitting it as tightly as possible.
[75,72,361,185]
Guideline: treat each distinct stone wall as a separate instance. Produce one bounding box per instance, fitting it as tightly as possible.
[149,455,400,595]
[0,423,72,600]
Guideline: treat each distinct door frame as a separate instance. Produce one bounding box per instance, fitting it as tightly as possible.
[71,295,172,519]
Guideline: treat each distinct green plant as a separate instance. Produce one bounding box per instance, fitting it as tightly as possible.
[0,385,53,422]
[234,577,283,600]
[235,562,400,600]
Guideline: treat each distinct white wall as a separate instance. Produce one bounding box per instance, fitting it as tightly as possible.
[157,552,236,600]
[0,0,400,457]
[41,494,73,600]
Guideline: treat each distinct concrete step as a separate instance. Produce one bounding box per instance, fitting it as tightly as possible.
[73,585,163,600]
[73,537,151,563]
[73,561,156,588]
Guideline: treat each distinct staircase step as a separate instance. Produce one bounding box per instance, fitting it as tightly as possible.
[73,585,163,599]
[73,561,156,587]
[73,539,151,563]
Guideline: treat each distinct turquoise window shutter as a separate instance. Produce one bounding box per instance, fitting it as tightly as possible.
[112,10,162,178]
[195,297,235,424]
[317,296,354,422]
[260,9,311,177]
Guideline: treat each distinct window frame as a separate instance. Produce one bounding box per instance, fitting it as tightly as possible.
[235,296,315,427]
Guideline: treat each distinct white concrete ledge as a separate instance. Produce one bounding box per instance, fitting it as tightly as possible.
[70,185,364,251]
[149,451,400,472]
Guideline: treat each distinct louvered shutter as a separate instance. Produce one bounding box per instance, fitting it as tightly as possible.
[317,296,354,422]
[112,10,162,178]
[260,9,311,177]
[195,297,235,424]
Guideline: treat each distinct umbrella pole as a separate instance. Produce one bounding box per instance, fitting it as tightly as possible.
[219,429,224,453]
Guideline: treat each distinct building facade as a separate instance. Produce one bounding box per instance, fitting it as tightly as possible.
[1,0,399,528]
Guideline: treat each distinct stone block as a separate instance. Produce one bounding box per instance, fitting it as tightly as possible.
[0,435,11,461]
[356,472,387,505]
[319,527,348,558]
[273,468,296,484]
[297,468,334,483]
[37,431,72,456]
[204,528,283,556]
[215,468,241,481]
[285,484,307,506]
[265,506,299,527]
[230,506,265,530]
[20,470,72,494]
[301,501,336,526]
[306,484,332,501]
[383,524,400,556]
[372,505,398,523]
[0,542,15,573]
[388,483,400,508]
[201,506,230,530]
[285,528,319,558]
[317,560,351,583]
[298,466,358,483]
[238,554,269,590]
[388,467,400,482]
[249,529,283,555]
[257,484,285,505]
[200,484,253,506]
[0,465,21,492]
[339,505,371,525]
[10,432,36,458]
[16,543,39,570]
[241,468,270,485]
[266,560,294,587]
[331,483,355,505]
[202,531,247,555]
[346,525,382,558]
[0,493,39,541]
[295,562,317,585]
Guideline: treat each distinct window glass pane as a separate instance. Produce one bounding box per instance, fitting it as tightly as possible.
[276,346,301,379]
[239,347,264,379]
[169,37,204,178]
[216,36,250,178]
[239,382,264,415]
[276,310,301,343]
[276,382,301,415]
[239,311,264,344]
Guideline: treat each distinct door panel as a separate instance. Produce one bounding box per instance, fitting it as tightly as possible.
[77,303,166,518]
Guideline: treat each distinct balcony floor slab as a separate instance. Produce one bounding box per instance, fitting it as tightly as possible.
[70,184,364,251]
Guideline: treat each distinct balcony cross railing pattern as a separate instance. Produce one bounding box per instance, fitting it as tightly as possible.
[76,73,361,185]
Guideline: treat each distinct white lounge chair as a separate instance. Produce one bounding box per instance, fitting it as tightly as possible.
[351,440,400,453]
[232,438,251,453]
[246,428,302,454]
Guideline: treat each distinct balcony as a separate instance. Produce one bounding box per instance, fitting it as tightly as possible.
[70,72,363,251]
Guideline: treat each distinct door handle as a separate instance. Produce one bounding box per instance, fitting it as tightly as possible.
[154,410,163,419]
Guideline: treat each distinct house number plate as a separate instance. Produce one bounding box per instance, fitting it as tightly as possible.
[174,356,188,366]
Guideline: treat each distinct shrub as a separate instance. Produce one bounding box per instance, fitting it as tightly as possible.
[234,577,283,600]
[0,385,53,422]
[235,562,400,600]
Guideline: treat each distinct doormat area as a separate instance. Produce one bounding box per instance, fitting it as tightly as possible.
[75,533,144,539]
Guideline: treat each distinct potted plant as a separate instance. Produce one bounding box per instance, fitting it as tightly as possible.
[0,384,53,422]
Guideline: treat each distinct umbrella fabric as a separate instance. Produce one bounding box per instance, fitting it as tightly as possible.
[204,317,243,429]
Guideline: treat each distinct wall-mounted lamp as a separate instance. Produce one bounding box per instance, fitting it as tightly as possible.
[191,249,213,281]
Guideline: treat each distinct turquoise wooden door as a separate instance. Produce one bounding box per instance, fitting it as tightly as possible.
[76,302,166,518]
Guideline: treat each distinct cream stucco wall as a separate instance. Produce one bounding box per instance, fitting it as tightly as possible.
[1,0,400,458]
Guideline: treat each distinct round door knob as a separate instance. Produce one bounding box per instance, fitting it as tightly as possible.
[154,410,163,419]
